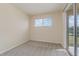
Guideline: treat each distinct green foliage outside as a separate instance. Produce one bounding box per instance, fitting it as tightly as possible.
[68,26,79,46]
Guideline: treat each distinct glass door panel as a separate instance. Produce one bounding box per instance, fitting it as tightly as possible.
[66,4,75,55]
[68,15,74,55]
[76,3,79,56]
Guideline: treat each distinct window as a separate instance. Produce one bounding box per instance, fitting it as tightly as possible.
[34,17,52,27]
[35,19,42,27]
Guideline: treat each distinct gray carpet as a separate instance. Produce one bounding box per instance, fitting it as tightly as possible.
[0,40,69,56]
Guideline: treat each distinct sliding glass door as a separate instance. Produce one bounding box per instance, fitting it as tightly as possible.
[66,3,79,56]
[66,4,75,55]
[76,4,79,56]
[68,15,74,55]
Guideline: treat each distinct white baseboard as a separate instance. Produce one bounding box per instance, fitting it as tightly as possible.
[30,39,62,44]
[0,40,29,54]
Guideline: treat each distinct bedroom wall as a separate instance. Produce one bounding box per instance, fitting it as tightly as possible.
[30,12,64,45]
[0,4,30,54]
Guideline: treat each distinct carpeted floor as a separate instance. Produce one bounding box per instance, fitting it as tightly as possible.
[0,40,69,56]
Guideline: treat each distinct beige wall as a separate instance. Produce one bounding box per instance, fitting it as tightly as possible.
[0,4,30,53]
[30,12,64,45]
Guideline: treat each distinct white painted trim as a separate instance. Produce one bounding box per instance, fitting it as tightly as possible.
[0,40,29,54]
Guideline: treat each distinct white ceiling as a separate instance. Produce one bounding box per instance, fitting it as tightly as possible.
[13,3,66,15]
